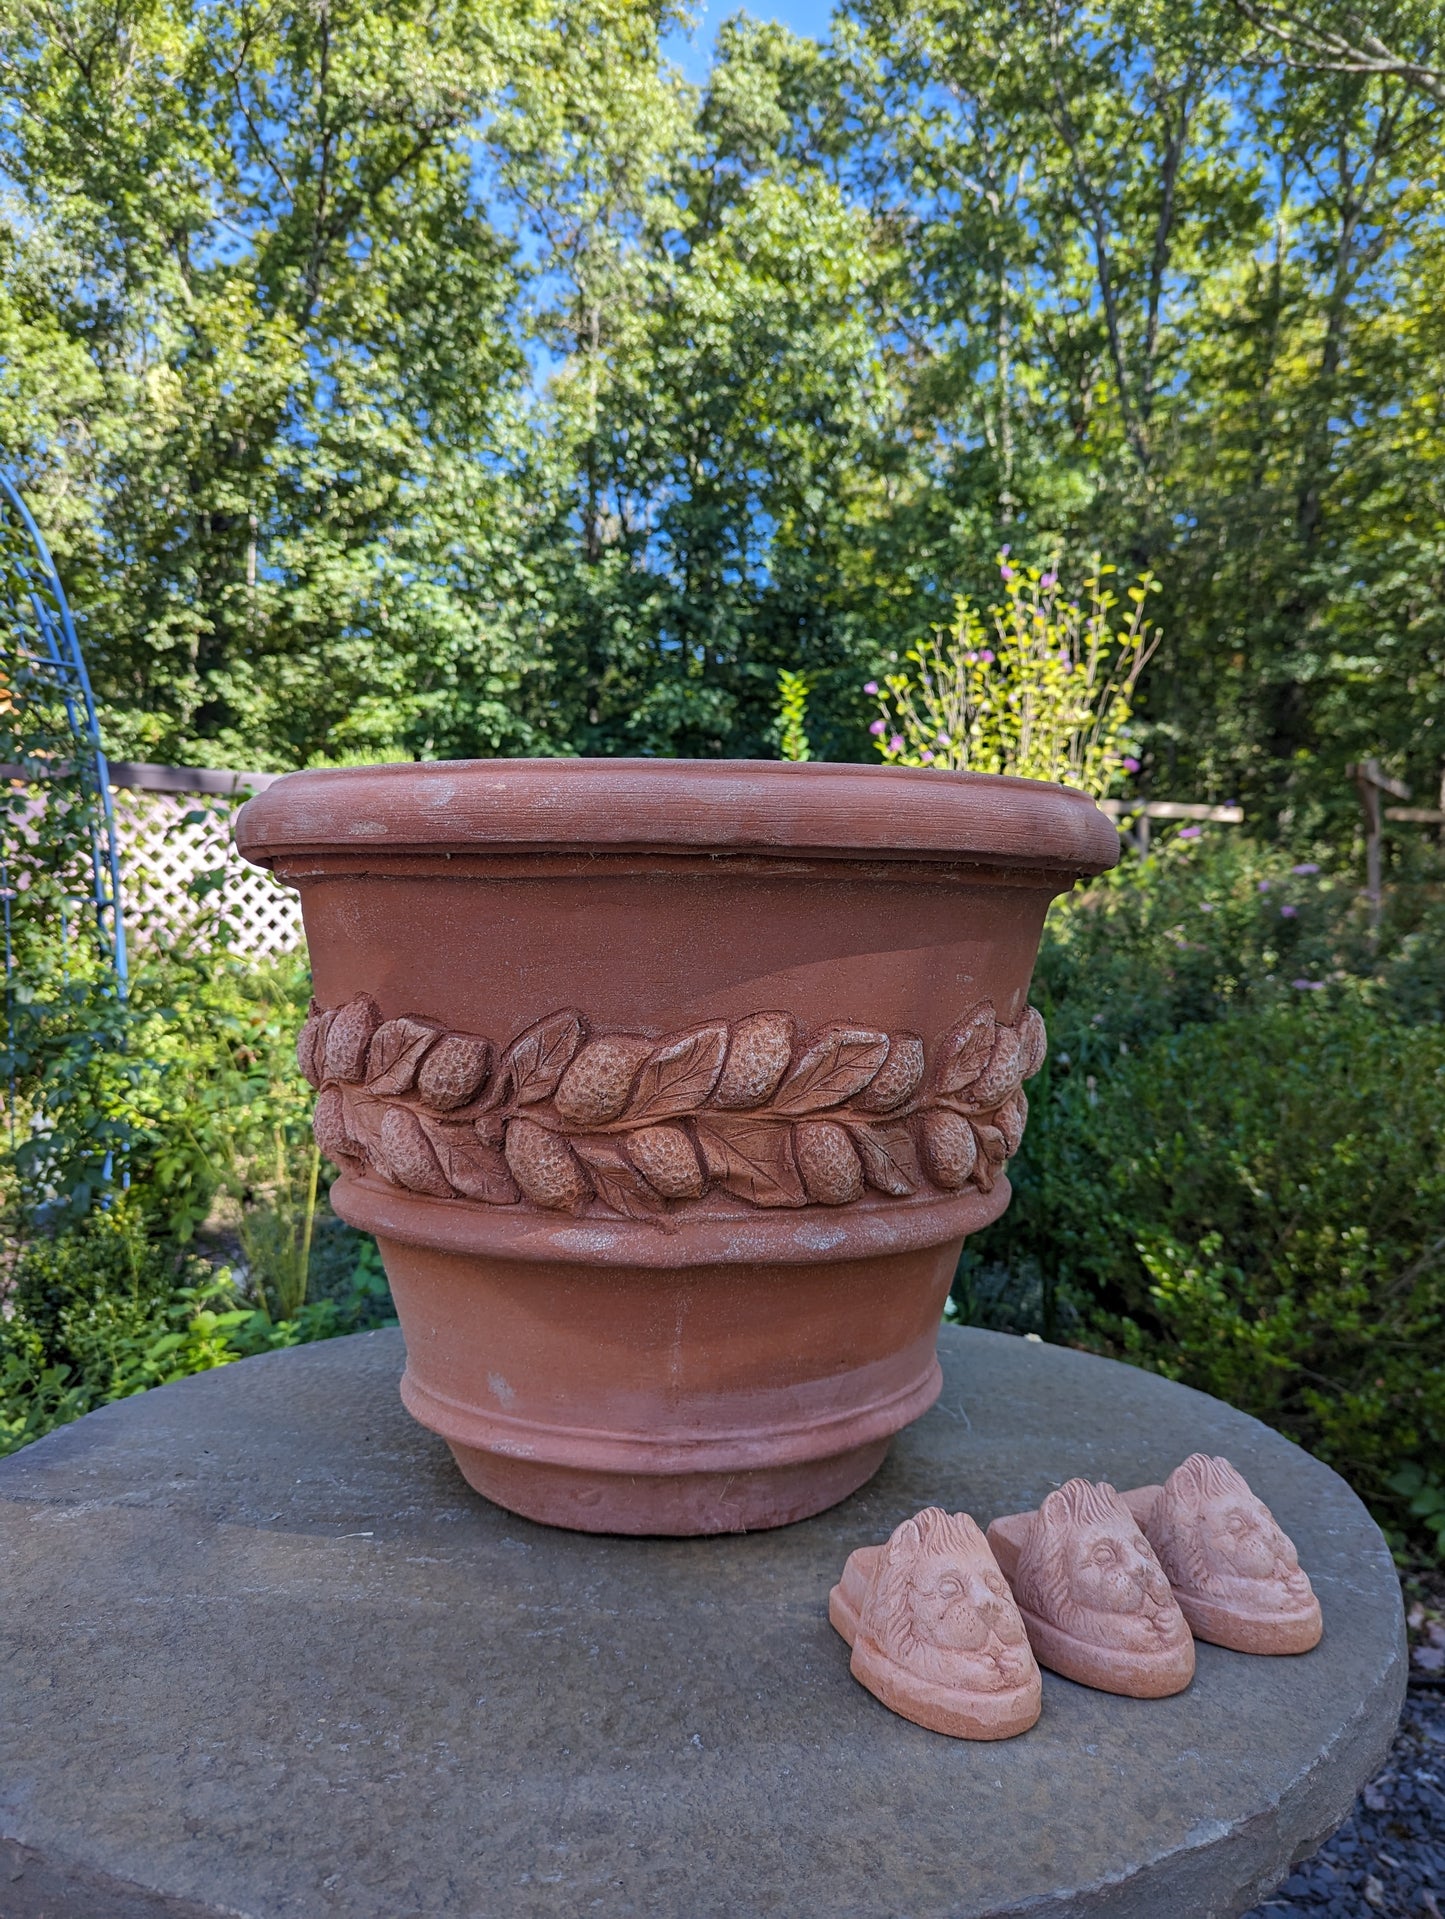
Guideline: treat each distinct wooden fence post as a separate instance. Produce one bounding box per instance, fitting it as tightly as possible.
[1348,759,1412,939]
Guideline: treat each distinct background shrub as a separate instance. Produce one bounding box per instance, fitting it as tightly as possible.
[1,932,396,1458]
[960,830,1445,1554]
[0,1201,394,1457]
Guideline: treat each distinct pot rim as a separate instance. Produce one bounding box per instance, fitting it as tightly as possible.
[234,758,1119,875]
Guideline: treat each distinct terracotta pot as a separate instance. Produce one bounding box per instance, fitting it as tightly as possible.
[236,760,1117,1535]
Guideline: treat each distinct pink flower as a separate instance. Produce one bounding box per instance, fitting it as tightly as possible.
[1280,904,1297,918]
[1178,826,1201,841]
[979,648,995,665]
[937,732,951,747]
[1000,566,1014,581]
[1041,571,1057,589]
[1291,862,1320,875]
[863,681,878,695]
[869,719,886,736]
[1292,978,1325,990]
[1122,755,1140,773]
[888,735,904,753]
[921,749,934,764]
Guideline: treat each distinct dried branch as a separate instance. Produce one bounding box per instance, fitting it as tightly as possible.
[1231,0,1445,106]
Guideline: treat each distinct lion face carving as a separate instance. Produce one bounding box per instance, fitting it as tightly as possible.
[1150,1455,1316,1616]
[859,1508,1036,1695]
[1013,1478,1191,1656]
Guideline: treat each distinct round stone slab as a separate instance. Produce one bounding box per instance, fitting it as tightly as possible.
[0,1326,1405,1919]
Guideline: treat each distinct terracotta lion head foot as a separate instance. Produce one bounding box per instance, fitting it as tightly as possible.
[987,1478,1195,1698]
[1123,1455,1323,1655]
[829,1508,1041,1739]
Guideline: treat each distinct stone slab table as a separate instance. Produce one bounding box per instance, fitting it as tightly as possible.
[0,1325,1405,1919]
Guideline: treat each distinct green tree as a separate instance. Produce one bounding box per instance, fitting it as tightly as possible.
[0,0,1442,829]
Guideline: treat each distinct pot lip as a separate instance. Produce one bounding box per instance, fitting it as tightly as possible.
[234,758,1119,876]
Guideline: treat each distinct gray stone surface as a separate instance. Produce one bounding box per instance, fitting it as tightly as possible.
[0,1325,1406,1919]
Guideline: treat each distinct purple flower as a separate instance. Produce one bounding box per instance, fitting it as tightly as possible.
[979,648,995,665]
[1000,545,1011,558]
[869,719,886,737]
[1199,901,1215,913]
[863,680,879,695]
[921,749,934,764]
[937,732,951,748]
[1178,826,1201,841]
[1000,566,1015,581]
[1122,755,1140,773]
[1041,571,1057,589]
[888,735,904,753]
[1291,862,1320,876]
[1280,904,1298,918]
[1292,978,1325,991]
[1257,880,1271,893]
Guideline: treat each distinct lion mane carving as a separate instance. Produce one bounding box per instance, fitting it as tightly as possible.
[858,1508,1038,1697]
[1132,1454,1322,1653]
[1012,1478,1193,1659]
[833,1507,1041,1739]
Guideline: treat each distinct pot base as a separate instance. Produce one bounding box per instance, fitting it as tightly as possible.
[445,1434,892,1536]
[339,1176,974,1537]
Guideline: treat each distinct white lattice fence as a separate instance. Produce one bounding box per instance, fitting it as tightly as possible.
[111,777,303,959]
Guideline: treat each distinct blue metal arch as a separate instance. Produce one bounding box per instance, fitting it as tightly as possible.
[0,468,127,995]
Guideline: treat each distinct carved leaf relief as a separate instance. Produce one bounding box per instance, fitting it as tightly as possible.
[849,1120,921,1198]
[421,1118,519,1205]
[571,1137,665,1219]
[694,1115,807,1208]
[772,1025,890,1115]
[503,1009,583,1105]
[623,1023,729,1122]
[366,1016,445,1097]
[935,1005,996,1096]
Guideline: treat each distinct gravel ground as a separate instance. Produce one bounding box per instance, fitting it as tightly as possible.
[1243,1582,1445,1919]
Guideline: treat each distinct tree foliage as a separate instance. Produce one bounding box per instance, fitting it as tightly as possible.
[0,0,1440,824]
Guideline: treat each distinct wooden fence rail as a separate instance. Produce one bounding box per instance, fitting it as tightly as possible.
[2,759,301,957]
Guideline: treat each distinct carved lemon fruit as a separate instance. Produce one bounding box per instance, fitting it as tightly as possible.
[553,1034,653,1125]
[996,1086,1028,1157]
[324,993,380,1083]
[377,1106,452,1197]
[296,1003,332,1090]
[713,1011,795,1108]
[504,1118,593,1213]
[968,1026,1023,1109]
[312,1085,360,1167]
[853,1033,925,1113]
[1017,1005,1047,1081]
[920,1111,978,1189]
[417,1033,493,1110]
[794,1120,864,1205]
[627,1123,706,1199]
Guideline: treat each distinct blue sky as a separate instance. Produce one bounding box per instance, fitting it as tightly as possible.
[665,1,837,84]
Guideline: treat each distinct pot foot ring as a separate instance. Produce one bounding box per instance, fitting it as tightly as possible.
[446,1436,892,1536]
